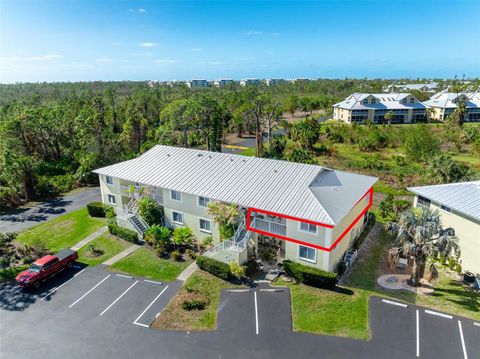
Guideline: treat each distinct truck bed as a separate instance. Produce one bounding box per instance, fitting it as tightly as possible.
[56,249,76,261]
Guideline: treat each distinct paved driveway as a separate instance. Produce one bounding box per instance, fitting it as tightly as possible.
[1,270,478,359]
[0,187,101,232]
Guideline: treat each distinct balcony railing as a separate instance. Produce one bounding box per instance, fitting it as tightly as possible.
[251,218,287,236]
[120,184,163,205]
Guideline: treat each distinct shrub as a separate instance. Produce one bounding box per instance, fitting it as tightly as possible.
[108,223,138,243]
[202,236,213,248]
[337,261,347,276]
[0,232,17,248]
[30,237,48,255]
[87,202,110,217]
[173,227,193,246]
[155,241,169,258]
[138,197,163,225]
[171,250,182,261]
[182,299,206,311]
[196,255,231,280]
[144,225,171,246]
[455,263,462,274]
[448,257,457,270]
[229,261,245,279]
[283,260,337,289]
[245,259,259,276]
[185,248,197,260]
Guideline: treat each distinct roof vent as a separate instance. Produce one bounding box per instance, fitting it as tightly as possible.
[274,169,278,173]
[167,154,170,157]
[208,155,212,159]
[197,153,203,157]
[242,159,246,162]
[230,158,234,161]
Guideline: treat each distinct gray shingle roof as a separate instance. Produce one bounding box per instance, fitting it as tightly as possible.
[408,181,480,221]
[93,145,377,225]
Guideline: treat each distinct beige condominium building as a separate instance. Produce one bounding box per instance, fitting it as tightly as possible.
[93,145,377,273]
[409,181,480,274]
[333,93,427,124]
[422,91,480,122]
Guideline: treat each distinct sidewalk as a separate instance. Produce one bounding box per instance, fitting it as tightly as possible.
[102,244,141,266]
[71,226,108,251]
[177,262,198,282]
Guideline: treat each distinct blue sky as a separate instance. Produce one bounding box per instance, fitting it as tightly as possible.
[0,0,479,83]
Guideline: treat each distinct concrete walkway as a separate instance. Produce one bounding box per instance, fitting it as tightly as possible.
[71,226,108,251]
[177,262,198,282]
[102,244,141,266]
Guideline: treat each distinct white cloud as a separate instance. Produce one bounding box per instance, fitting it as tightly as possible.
[0,54,63,63]
[197,60,223,65]
[112,41,124,46]
[129,8,146,13]
[31,54,63,61]
[269,32,280,36]
[153,59,175,64]
[191,48,203,52]
[246,30,263,36]
[96,57,112,63]
[138,8,146,13]
[139,42,158,47]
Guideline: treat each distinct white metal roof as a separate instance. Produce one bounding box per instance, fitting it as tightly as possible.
[93,145,377,225]
[423,91,480,109]
[408,181,480,222]
[333,93,426,111]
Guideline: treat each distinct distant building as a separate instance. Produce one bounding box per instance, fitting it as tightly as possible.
[166,80,179,87]
[409,181,480,274]
[213,79,234,87]
[265,78,284,86]
[185,79,209,88]
[333,93,426,124]
[386,83,438,93]
[240,78,260,86]
[423,91,480,122]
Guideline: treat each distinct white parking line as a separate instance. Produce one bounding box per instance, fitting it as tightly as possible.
[133,286,169,328]
[259,288,285,292]
[100,280,138,316]
[458,321,468,359]
[144,279,163,285]
[474,322,480,327]
[416,309,420,357]
[69,275,110,308]
[382,299,408,308]
[254,291,259,335]
[41,268,86,301]
[425,309,453,319]
[227,289,250,293]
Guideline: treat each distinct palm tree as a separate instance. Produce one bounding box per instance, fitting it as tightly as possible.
[425,107,435,124]
[388,208,459,287]
[384,110,395,125]
[207,202,240,240]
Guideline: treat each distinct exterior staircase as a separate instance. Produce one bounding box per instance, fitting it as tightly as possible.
[117,193,150,236]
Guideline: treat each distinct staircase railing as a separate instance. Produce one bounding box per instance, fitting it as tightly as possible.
[205,216,254,256]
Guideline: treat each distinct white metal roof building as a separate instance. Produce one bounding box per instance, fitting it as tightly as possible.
[334,93,426,111]
[408,181,480,222]
[423,91,480,122]
[93,145,377,226]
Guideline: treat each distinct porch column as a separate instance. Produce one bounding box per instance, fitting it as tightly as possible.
[322,228,333,272]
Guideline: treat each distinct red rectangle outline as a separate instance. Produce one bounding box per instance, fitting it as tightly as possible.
[246,187,373,252]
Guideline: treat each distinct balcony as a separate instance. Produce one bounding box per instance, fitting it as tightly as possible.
[250,217,287,237]
[120,184,163,205]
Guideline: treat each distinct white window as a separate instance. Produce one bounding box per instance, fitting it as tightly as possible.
[363,99,368,105]
[198,196,210,208]
[199,218,212,233]
[106,176,113,185]
[417,196,431,209]
[371,99,376,104]
[171,190,182,202]
[107,194,116,205]
[172,211,184,224]
[299,222,317,234]
[410,98,415,103]
[298,245,316,263]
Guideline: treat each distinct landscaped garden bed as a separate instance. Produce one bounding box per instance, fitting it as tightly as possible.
[152,270,244,331]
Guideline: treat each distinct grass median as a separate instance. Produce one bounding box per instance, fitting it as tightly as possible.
[152,270,244,331]
[108,247,192,282]
[77,233,131,266]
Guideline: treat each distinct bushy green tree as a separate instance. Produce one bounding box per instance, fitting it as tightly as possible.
[172,227,194,246]
[138,196,163,225]
[404,125,440,162]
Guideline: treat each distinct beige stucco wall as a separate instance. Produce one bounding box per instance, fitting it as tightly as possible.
[333,107,352,123]
[414,197,480,274]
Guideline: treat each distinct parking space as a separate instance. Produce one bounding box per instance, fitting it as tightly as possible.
[217,285,291,337]
[0,266,179,330]
[369,296,479,359]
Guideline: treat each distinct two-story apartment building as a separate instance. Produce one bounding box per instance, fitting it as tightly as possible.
[333,93,427,124]
[240,78,260,86]
[422,91,480,122]
[213,79,234,87]
[185,79,209,88]
[408,182,480,274]
[385,83,438,93]
[93,145,377,272]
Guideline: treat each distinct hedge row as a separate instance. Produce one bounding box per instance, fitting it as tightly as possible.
[108,223,139,244]
[196,255,231,280]
[283,260,337,289]
[87,202,110,218]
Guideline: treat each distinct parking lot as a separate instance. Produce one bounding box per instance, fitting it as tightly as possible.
[1,268,479,359]
[0,265,180,330]
[369,296,479,359]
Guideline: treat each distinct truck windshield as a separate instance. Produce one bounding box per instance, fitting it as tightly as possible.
[28,264,42,273]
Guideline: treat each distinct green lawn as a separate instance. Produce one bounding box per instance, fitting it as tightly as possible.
[77,233,131,266]
[16,208,106,252]
[238,147,256,156]
[153,270,243,331]
[108,247,192,282]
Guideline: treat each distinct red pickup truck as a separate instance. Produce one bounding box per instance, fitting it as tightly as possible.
[16,249,78,289]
